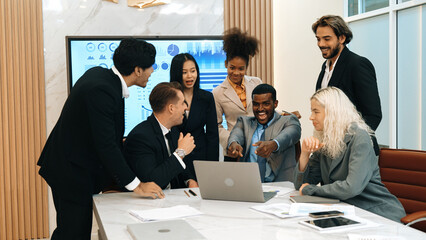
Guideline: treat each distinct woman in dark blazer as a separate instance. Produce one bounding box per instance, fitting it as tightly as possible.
[170,53,219,179]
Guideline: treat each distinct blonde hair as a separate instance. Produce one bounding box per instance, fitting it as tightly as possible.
[311,87,373,159]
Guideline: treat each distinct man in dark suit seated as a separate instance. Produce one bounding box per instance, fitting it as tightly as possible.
[227,84,301,182]
[37,38,164,240]
[124,82,198,189]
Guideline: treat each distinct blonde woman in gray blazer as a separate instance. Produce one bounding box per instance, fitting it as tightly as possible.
[295,87,405,222]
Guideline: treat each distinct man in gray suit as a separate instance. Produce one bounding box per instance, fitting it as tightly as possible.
[227,84,301,182]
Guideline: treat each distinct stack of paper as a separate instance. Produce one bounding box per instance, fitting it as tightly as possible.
[129,205,202,222]
[251,203,355,219]
[251,203,293,218]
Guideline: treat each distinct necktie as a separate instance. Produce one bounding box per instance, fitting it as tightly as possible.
[257,125,267,183]
[165,131,178,189]
[165,131,174,156]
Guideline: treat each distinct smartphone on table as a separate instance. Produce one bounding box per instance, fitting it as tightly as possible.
[308,210,344,218]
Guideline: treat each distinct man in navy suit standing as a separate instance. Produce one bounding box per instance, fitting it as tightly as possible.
[38,38,164,240]
[313,15,382,154]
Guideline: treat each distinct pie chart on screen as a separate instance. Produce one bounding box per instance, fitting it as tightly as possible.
[167,44,179,56]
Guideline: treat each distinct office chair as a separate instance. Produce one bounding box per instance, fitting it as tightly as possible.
[281,110,301,161]
[379,148,426,232]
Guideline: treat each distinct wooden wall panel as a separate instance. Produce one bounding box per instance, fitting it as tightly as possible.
[224,0,274,85]
[0,0,48,239]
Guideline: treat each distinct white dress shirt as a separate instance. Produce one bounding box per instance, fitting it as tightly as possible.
[111,66,140,191]
[321,55,340,89]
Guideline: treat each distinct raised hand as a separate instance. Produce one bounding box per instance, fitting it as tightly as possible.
[177,132,196,156]
[298,136,325,172]
[301,136,325,154]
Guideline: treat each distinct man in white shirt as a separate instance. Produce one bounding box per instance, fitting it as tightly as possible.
[124,82,198,189]
[313,15,382,154]
[38,38,164,240]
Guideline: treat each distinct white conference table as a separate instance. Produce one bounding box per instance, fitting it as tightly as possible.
[93,182,425,240]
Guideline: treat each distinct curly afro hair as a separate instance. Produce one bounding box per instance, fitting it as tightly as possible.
[223,28,259,66]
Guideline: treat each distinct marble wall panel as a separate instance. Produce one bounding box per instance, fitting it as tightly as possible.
[43,0,223,131]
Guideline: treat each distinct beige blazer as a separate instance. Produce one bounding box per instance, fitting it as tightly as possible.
[212,75,262,154]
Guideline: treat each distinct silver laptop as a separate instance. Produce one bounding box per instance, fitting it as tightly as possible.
[193,161,277,203]
[127,219,206,240]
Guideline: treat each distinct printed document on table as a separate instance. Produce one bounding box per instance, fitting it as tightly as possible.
[251,203,294,218]
[129,205,202,222]
[289,203,356,216]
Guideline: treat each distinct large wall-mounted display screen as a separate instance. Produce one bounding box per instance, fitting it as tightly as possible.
[67,36,227,136]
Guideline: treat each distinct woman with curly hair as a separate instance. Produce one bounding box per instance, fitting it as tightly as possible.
[295,87,405,222]
[212,28,262,160]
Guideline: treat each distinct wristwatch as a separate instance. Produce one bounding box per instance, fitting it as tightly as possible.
[175,148,186,159]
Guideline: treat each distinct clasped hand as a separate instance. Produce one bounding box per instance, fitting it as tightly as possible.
[301,136,324,154]
[298,136,325,195]
[177,132,195,156]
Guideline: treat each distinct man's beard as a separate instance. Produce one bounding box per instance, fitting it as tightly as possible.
[323,44,341,60]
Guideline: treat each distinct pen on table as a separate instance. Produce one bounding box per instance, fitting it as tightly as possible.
[188,189,197,196]
[184,190,190,197]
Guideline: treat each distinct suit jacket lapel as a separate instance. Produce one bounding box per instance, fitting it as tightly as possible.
[328,47,350,87]
[245,76,255,109]
[316,62,326,90]
[263,112,280,141]
[120,98,125,136]
[185,89,199,131]
[148,115,169,159]
[222,78,246,111]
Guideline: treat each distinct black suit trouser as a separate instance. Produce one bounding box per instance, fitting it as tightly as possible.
[51,189,93,240]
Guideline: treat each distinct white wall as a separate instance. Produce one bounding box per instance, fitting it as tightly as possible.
[273,0,343,140]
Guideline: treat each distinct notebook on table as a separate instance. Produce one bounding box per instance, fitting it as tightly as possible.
[127,219,206,240]
[290,195,340,203]
[193,161,277,203]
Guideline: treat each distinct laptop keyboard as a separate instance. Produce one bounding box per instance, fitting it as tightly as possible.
[263,192,277,202]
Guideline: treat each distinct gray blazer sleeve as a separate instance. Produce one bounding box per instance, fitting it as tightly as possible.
[293,152,322,190]
[227,116,246,148]
[301,131,377,200]
[273,114,301,153]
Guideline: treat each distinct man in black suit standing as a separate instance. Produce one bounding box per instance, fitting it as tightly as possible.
[37,38,164,240]
[124,82,198,189]
[313,15,382,154]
